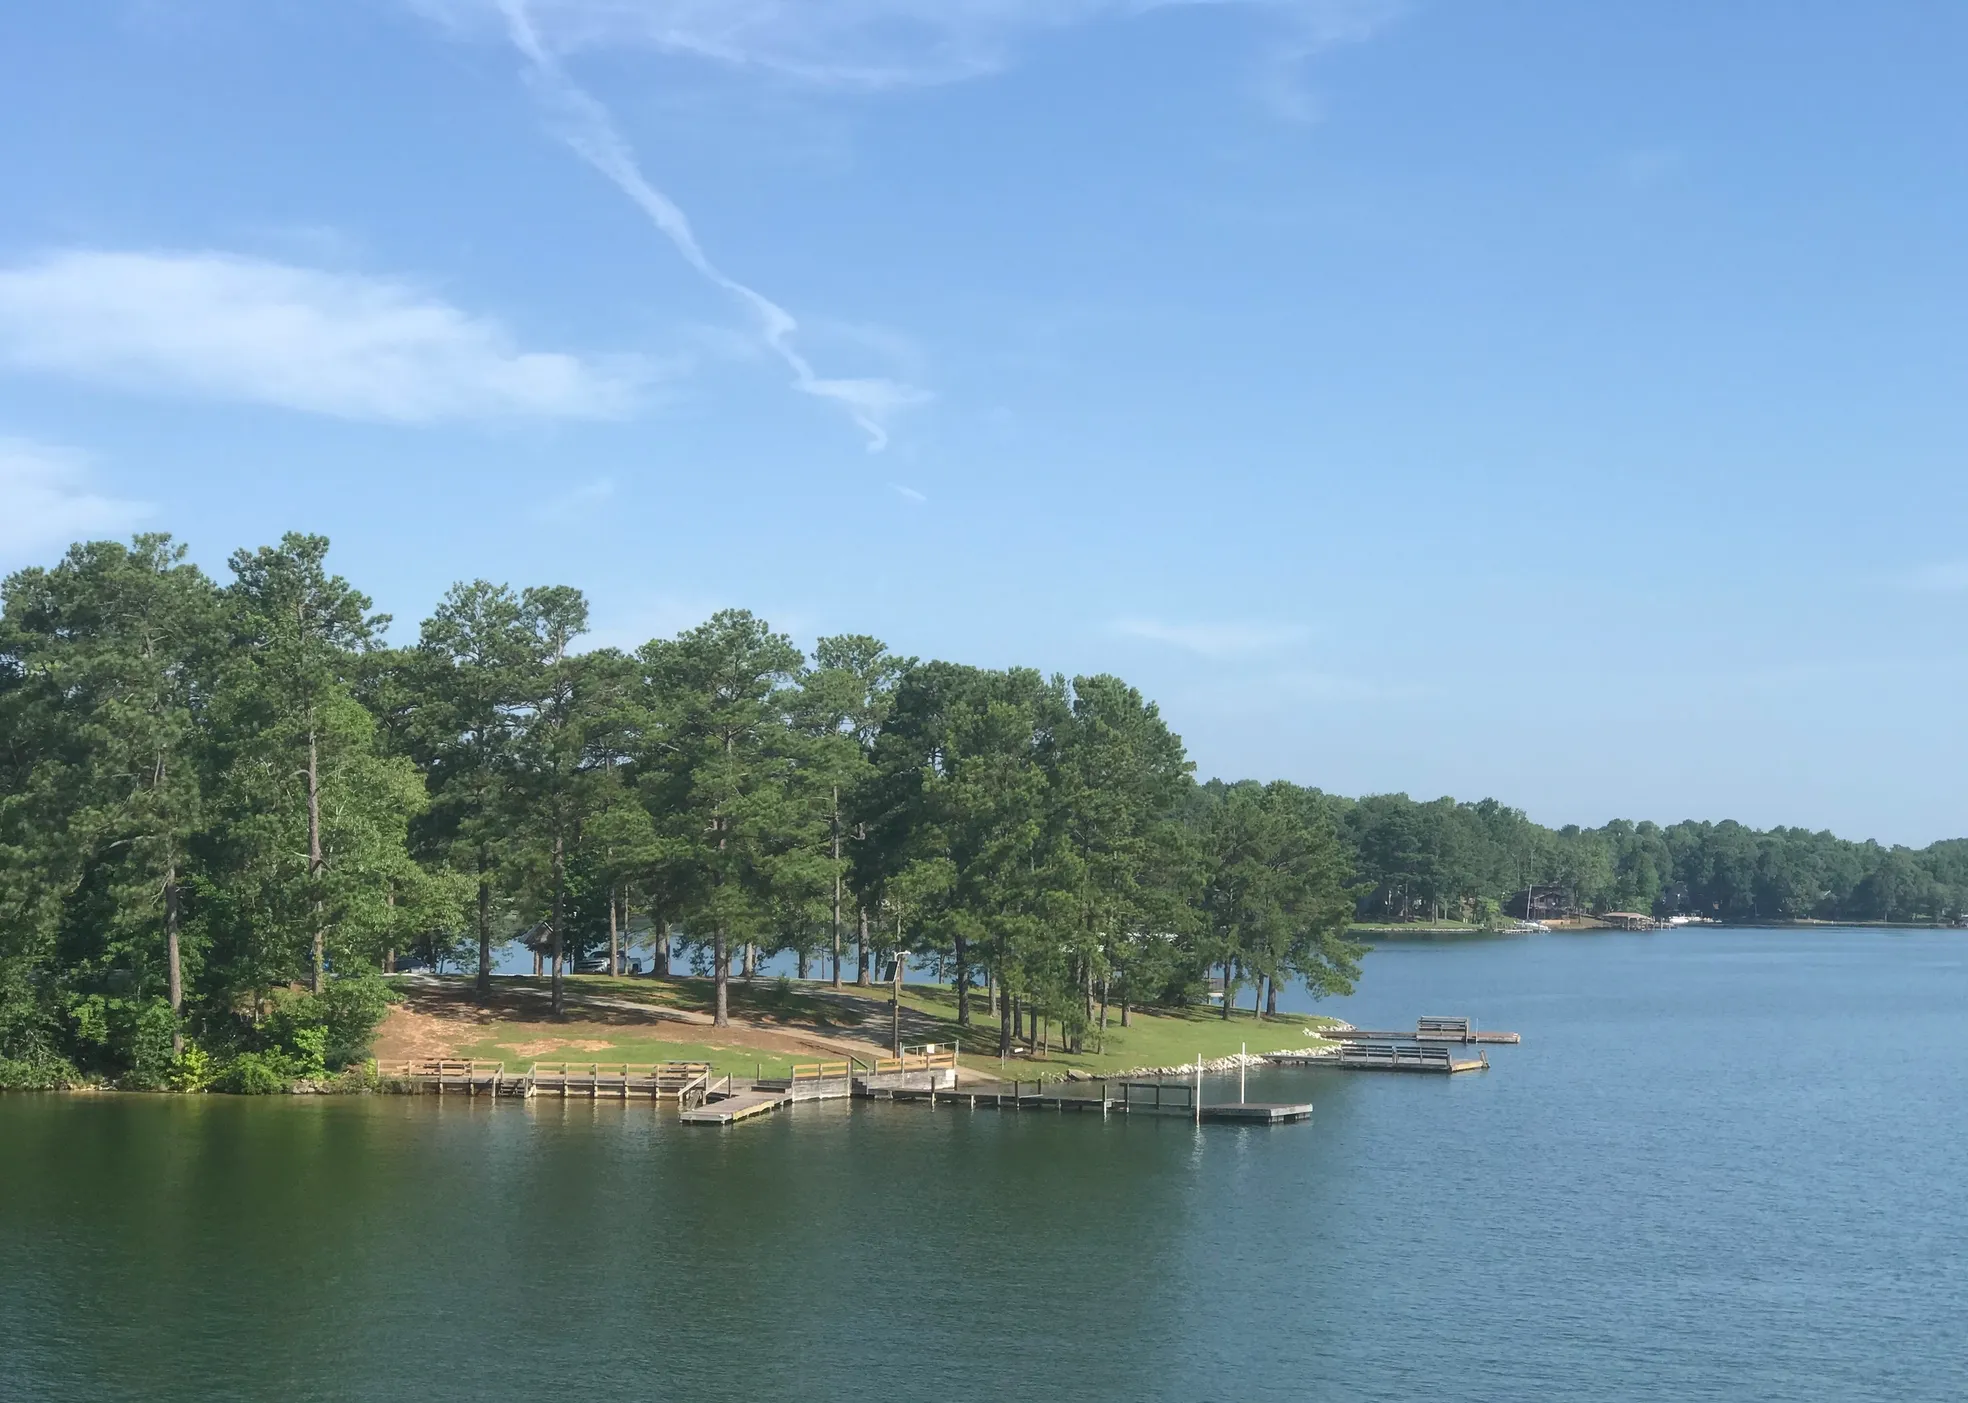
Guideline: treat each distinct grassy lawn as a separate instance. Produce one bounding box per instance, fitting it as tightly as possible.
[493,973,868,1028]
[395,972,1335,1082]
[448,1030,806,1081]
[887,984,1338,1077]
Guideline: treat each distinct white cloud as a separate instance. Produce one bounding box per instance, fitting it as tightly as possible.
[1901,561,1968,594]
[1114,617,1313,658]
[0,250,641,423]
[417,0,1399,90]
[0,439,151,561]
[410,0,1388,448]
[494,0,923,449]
[889,482,927,504]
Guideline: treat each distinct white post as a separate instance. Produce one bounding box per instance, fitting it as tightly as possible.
[1240,1042,1246,1103]
[1195,1054,1202,1125]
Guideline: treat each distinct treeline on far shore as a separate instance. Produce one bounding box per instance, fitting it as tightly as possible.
[1339,796,1968,928]
[4,533,1957,1092]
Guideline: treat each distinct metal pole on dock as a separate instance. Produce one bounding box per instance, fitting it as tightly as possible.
[1195,1054,1201,1125]
[1240,1043,1246,1103]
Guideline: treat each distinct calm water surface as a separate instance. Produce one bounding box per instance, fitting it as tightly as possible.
[4,927,1964,1402]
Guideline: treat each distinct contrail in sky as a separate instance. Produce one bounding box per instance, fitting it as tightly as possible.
[495,0,917,450]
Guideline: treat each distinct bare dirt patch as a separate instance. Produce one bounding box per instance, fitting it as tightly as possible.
[372,976,899,1065]
[506,1038,618,1057]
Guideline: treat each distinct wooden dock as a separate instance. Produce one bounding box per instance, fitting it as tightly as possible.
[678,1086,793,1124]
[1332,1043,1487,1074]
[1328,1016,1520,1045]
[872,1079,1312,1124]
[679,1060,860,1126]
[373,1059,715,1105]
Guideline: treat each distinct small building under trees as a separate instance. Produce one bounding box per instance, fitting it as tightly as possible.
[1505,885,1577,920]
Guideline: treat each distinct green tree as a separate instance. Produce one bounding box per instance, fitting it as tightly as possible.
[641,611,806,1027]
[0,536,221,1073]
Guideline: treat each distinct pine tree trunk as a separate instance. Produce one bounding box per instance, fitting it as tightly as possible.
[1265,978,1279,1017]
[1121,997,1130,1028]
[608,887,619,978]
[856,906,871,986]
[550,830,565,1015]
[831,790,843,989]
[475,844,492,997]
[713,926,730,1026]
[1220,959,1233,1019]
[954,929,970,1027]
[653,917,670,976]
[307,723,325,995]
[164,859,183,1059]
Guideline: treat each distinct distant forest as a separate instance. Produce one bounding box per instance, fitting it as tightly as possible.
[3,532,1959,1088]
[1323,792,1968,926]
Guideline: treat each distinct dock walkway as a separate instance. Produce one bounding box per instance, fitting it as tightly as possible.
[875,1078,1312,1124]
[1333,1043,1487,1073]
[1329,1015,1520,1045]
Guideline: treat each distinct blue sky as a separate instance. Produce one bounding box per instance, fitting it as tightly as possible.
[3,1,1965,844]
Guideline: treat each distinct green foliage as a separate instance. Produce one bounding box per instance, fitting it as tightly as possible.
[259,976,395,1074]
[66,994,179,1087]
[220,1051,292,1095]
[0,1052,82,1089]
[7,524,1964,1095]
[173,1041,216,1092]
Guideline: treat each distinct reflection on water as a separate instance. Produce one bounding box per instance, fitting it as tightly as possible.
[4,927,1965,1402]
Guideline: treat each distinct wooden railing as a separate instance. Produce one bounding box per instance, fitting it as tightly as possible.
[870,1045,958,1075]
[373,1059,713,1103]
[789,1060,852,1082]
[1336,1042,1452,1067]
[374,1058,503,1082]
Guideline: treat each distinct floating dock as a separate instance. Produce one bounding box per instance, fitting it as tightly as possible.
[678,1086,794,1124]
[1331,1042,1486,1074]
[873,1079,1311,1124]
[1327,1015,1520,1045]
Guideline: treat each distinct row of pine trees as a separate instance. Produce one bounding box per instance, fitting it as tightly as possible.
[0,534,1362,1088]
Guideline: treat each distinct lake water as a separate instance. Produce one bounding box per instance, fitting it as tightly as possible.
[4,927,1965,1402]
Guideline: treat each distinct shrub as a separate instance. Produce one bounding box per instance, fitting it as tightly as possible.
[220,1051,292,1095]
[66,994,180,1088]
[261,975,394,1074]
[173,1041,216,1092]
[0,1053,81,1090]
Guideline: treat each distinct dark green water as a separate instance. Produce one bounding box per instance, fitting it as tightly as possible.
[5,927,1965,1402]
